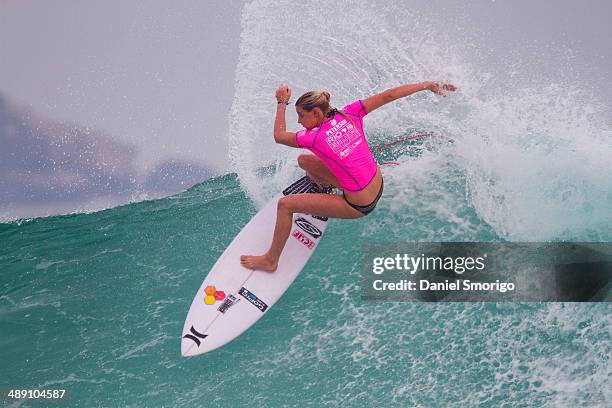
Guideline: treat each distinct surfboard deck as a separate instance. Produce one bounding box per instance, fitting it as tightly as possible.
[181,176,331,356]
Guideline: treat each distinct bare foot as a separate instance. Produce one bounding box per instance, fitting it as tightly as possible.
[240,253,278,272]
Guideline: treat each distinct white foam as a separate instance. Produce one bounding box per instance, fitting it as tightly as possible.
[229,1,612,243]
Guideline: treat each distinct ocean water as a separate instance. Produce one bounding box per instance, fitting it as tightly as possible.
[1,172,611,407]
[3,0,612,406]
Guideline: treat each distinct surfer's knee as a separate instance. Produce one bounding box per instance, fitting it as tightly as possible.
[277,196,293,213]
[297,154,315,170]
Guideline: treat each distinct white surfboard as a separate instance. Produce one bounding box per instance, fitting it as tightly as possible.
[181,176,331,356]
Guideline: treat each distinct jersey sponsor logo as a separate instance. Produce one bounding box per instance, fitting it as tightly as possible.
[182,325,208,347]
[325,118,347,136]
[292,229,314,249]
[325,125,361,159]
[294,216,322,239]
[238,287,268,312]
[217,294,240,314]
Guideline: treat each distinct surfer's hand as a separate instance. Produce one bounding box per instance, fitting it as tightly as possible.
[276,85,291,104]
[428,81,456,96]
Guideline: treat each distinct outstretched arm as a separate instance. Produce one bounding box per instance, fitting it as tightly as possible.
[362,81,456,114]
[273,84,298,147]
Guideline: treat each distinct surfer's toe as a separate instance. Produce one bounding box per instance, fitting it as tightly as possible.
[240,254,278,272]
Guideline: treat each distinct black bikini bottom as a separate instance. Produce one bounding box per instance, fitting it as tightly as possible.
[343,179,384,216]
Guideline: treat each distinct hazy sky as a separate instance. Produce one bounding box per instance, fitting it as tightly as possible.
[1,0,610,177]
[0,0,243,175]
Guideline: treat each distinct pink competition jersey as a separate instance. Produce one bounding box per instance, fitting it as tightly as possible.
[295,100,377,191]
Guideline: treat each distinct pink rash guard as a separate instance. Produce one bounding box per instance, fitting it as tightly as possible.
[295,100,377,191]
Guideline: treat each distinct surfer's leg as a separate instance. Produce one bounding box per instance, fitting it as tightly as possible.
[240,193,362,272]
[297,154,341,188]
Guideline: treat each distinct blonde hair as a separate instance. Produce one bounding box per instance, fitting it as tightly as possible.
[295,91,356,129]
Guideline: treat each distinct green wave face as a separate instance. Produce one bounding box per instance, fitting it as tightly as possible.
[1,173,610,407]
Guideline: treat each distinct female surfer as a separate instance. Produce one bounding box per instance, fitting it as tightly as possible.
[240,81,456,272]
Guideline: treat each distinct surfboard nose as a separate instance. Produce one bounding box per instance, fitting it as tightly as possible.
[181,338,197,357]
[181,325,210,356]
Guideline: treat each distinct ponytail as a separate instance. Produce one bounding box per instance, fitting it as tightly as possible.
[296,91,356,129]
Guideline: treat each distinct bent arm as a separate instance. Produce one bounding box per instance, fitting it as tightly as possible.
[273,103,298,147]
[362,82,433,114]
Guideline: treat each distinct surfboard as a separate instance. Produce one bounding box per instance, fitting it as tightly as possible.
[181,176,331,356]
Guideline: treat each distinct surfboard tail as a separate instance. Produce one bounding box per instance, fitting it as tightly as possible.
[282,176,333,195]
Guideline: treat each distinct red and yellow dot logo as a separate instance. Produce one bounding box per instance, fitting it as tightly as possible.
[204,285,225,305]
